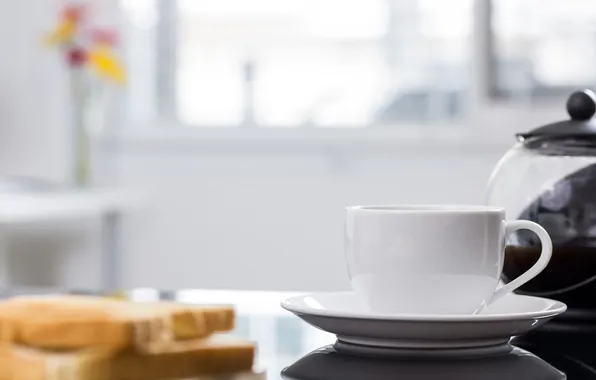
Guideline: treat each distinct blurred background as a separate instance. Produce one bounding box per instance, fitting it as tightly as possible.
[0,0,594,292]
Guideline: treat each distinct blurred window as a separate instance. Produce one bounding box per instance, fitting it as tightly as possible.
[121,0,596,128]
[121,0,472,127]
[492,0,596,99]
[121,0,160,124]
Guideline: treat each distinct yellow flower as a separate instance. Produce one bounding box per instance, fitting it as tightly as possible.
[44,19,76,46]
[88,44,126,84]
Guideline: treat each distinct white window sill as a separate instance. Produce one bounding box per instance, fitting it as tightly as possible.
[97,123,515,153]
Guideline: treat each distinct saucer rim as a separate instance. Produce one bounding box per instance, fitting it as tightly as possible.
[280,291,567,322]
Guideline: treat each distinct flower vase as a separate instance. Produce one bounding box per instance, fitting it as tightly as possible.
[69,67,92,188]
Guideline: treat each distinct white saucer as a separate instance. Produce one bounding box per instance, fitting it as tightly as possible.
[281,292,566,352]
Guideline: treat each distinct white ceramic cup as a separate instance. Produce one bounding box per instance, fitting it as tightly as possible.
[345,205,552,315]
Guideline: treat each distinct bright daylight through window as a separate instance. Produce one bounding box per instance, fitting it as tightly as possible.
[121,0,596,128]
[492,0,596,99]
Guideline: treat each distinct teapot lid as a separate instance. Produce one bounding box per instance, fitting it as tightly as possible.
[517,90,596,140]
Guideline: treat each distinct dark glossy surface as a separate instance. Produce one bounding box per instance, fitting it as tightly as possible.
[281,333,596,380]
[282,345,566,380]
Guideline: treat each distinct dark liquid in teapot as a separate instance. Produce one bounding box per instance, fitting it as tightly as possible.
[504,244,596,308]
[503,162,596,309]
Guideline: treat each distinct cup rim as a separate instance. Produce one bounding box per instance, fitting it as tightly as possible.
[346,205,505,213]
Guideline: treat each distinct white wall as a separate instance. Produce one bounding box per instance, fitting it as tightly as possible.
[112,140,508,291]
[0,0,69,181]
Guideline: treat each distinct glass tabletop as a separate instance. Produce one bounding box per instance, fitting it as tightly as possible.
[2,288,594,380]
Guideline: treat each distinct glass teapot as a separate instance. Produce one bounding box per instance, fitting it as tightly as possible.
[486,90,596,314]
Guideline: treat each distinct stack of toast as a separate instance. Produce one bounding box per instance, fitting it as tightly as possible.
[0,295,261,380]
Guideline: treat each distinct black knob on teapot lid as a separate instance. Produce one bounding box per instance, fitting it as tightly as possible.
[567,90,596,121]
[518,89,596,140]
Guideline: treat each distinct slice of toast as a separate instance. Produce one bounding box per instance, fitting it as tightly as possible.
[0,344,111,380]
[0,296,235,351]
[0,335,255,380]
[144,303,234,340]
[0,295,161,350]
[190,305,235,335]
[112,335,254,380]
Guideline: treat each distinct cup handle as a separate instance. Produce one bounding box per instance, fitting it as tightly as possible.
[489,220,552,305]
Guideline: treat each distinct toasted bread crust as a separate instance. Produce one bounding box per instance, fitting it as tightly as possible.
[1,336,255,380]
[113,336,255,380]
[0,296,236,351]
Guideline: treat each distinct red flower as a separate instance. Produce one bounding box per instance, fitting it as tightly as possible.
[67,47,87,66]
[89,28,118,46]
[63,4,85,23]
